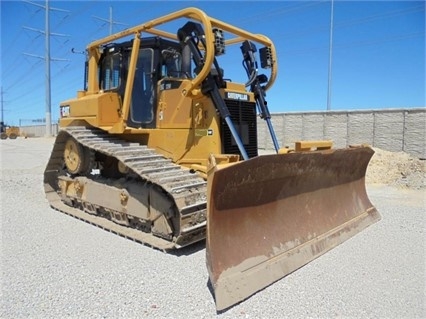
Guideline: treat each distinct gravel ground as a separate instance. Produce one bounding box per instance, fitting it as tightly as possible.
[1,137,425,318]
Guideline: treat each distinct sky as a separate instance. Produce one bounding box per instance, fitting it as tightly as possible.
[1,0,425,126]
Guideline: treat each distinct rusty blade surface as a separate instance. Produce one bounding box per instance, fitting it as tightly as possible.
[206,146,381,311]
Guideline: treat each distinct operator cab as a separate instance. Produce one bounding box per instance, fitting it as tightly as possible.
[95,37,188,129]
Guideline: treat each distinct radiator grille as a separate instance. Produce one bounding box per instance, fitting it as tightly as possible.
[221,100,258,158]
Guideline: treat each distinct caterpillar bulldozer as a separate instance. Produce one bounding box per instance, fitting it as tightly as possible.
[0,122,20,139]
[44,7,380,311]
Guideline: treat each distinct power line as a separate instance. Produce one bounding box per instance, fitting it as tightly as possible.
[2,2,48,79]
[4,59,44,92]
[282,31,425,56]
[335,4,424,29]
[21,0,70,136]
[93,6,127,36]
[53,1,96,30]
[236,0,328,25]
[276,4,424,40]
[7,65,76,107]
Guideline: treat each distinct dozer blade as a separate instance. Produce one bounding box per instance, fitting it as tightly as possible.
[206,146,380,311]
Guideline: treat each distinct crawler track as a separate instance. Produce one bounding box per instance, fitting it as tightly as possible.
[44,126,207,251]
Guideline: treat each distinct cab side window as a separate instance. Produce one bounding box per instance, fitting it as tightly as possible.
[100,53,121,90]
[130,48,155,125]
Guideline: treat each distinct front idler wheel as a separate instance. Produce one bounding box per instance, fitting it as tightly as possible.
[64,137,89,175]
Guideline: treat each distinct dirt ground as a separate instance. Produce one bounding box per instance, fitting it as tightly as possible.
[366,147,426,189]
[1,137,425,318]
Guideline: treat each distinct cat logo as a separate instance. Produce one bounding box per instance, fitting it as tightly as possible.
[225,92,249,101]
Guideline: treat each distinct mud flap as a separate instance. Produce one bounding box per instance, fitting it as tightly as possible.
[206,146,381,311]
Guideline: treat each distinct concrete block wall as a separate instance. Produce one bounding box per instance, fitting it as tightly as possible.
[19,109,425,159]
[404,110,426,157]
[347,113,374,146]
[19,124,59,137]
[258,108,426,158]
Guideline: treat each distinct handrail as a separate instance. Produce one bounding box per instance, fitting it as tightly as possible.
[86,7,277,94]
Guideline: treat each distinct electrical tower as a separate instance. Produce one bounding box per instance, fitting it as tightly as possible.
[22,0,70,136]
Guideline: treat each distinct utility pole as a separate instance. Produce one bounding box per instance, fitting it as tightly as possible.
[93,6,127,36]
[327,0,334,111]
[1,86,4,124]
[108,6,113,35]
[23,1,69,136]
[45,0,51,136]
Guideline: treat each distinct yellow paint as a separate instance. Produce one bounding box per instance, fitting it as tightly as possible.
[59,7,269,168]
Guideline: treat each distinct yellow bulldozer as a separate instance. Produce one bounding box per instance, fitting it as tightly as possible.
[0,122,20,139]
[44,7,380,311]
